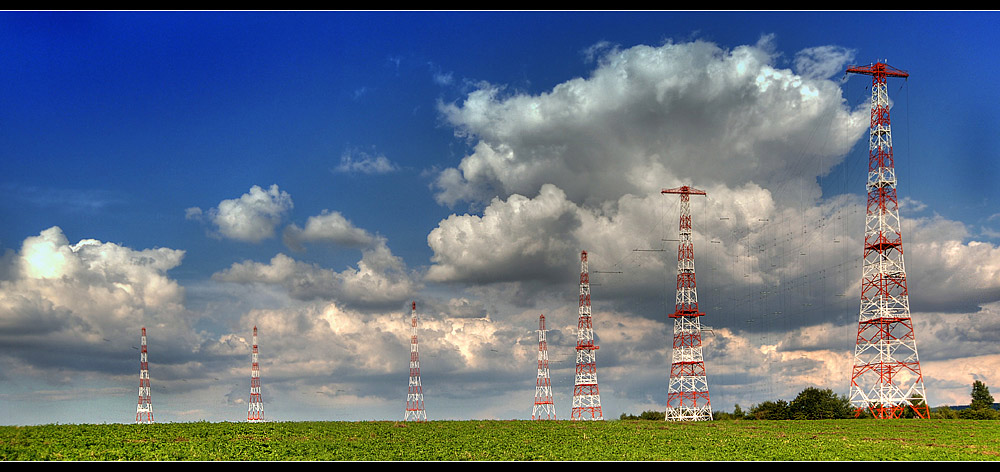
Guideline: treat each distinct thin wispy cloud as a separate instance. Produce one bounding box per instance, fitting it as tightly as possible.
[333,149,400,175]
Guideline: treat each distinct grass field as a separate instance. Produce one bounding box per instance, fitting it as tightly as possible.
[2,419,999,461]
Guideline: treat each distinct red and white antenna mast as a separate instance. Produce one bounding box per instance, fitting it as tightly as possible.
[846,61,929,419]
[135,327,154,424]
[248,325,264,422]
[404,301,427,422]
[532,314,556,420]
[571,250,603,421]
[661,186,713,421]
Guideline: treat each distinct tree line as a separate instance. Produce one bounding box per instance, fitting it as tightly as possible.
[620,381,999,420]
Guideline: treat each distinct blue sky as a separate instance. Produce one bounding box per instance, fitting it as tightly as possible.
[1,11,999,425]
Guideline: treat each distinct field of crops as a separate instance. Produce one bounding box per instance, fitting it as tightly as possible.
[2,419,999,461]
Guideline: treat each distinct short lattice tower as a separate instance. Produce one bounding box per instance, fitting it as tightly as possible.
[135,326,154,424]
[404,301,427,421]
[571,250,603,420]
[846,61,929,419]
[662,186,713,421]
[532,314,557,420]
[248,325,264,422]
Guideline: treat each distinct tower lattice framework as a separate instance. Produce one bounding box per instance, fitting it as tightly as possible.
[248,325,264,422]
[404,301,427,421]
[571,250,603,420]
[135,327,154,424]
[846,61,929,419]
[532,314,557,420]
[662,186,713,421]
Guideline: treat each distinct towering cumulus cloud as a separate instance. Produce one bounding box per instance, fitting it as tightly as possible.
[433,37,866,209]
[0,226,191,377]
[428,38,868,289]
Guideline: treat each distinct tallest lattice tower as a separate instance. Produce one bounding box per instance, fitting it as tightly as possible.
[135,327,153,424]
[247,325,264,422]
[662,186,712,421]
[846,61,929,419]
[404,301,427,422]
[571,250,603,420]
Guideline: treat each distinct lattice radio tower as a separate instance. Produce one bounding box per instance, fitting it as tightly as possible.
[532,314,557,420]
[662,186,713,421]
[135,326,154,424]
[571,250,603,420]
[404,301,427,421]
[846,61,929,419]
[247,325,264,422]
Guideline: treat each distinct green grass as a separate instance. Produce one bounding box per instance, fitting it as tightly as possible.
[1,419,999,461]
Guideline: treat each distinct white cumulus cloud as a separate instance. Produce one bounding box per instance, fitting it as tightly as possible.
[282,210,376,252]
[0,226,195,379]
[433,37,867,209]
[213,238,417,310]
[190,184,293,243]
